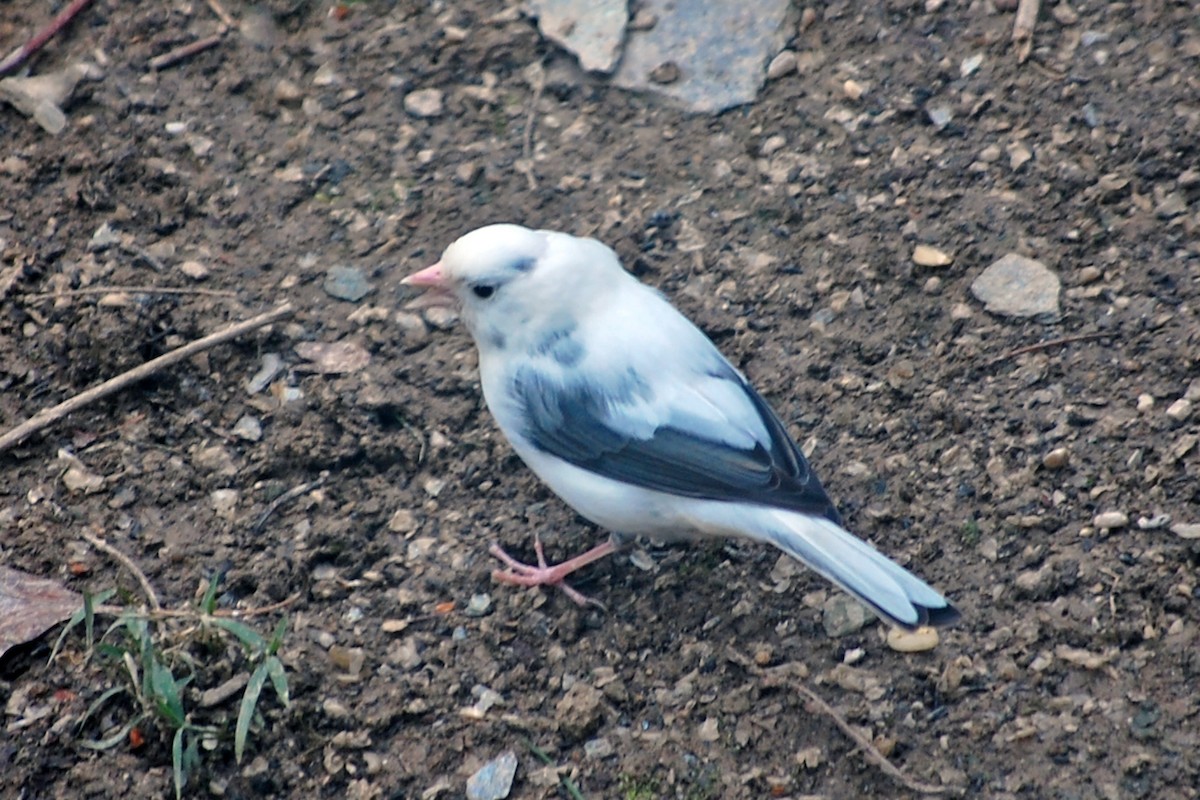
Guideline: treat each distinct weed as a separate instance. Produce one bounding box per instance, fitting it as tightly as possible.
[55,575,291,799]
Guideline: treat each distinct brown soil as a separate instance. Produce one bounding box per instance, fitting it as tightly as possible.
[2,1,1199,798]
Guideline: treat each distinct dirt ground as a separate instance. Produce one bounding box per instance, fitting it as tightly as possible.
[2,0,1199,797]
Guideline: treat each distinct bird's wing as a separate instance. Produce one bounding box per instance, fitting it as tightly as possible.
[509,353,842,524]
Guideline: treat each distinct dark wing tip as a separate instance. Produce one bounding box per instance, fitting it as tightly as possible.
[919,601,962,628]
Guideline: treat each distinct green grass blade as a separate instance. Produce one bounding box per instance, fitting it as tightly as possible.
[263,655,290,707]
[172,727,185,800]
[235,662,269,764]
[209,617,267,652]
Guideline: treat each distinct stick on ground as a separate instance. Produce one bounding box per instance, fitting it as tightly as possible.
[81,529,162,612]
[0,302,294,454]
[1012,0,1041,63]
[0,0,95,75]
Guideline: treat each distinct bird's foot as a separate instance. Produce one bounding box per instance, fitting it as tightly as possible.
[489,535,618,609]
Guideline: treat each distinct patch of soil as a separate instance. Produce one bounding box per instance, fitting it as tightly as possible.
[2,1,1199,798]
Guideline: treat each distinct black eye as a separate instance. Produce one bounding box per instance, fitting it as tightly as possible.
[472,284,495,299]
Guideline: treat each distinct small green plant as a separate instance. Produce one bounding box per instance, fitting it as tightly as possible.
[618,774,660,800]
[54,575,291,799]
[959,519,982,547]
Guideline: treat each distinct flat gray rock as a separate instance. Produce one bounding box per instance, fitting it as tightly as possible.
[611,0,794,112]
[525,0,628,73]
[971,253,1061,320]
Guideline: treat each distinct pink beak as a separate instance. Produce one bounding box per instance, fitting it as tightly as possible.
[402,261,447,288]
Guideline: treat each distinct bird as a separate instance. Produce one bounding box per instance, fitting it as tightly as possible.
[402,223,959,630]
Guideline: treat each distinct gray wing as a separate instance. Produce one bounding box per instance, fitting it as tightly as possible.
[511,361,842,524]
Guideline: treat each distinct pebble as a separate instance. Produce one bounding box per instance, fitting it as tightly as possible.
[971,253,1061,319]
[1094,511,1129,530]
[960,53,984,77]
[1078,265,1102,284]
[1170,523,1200,539]
[926,104,953,129]
[1042,448,1070,469]
[328,645,365,676]
[211,489,238,520]
[842,79,864,101]
[886,626,939,653]
[312,63,340,87]
[950,302,973,320]
[1137,514,1170,530]
[1007,142,1033,170]
[323,266,373,302]
[464,593,492,617]
[403,87,444,118]
[178,259,210,280]
[274,78,304,107]
[388,508,418,534]
[912,245,953,267]
[648,61,681,85]
[1136,393,1155,412]
[232,414,262,442]
[822,594,873,637]
[466,751,517,800]
[766,50,797,80]
[584,737,615,759]
[1155,192,1187,219]
[923,276,942,294]
[760,134,786,157]
[422,306,459,330]
[322,698,351,719]
[1166,398,1192,422]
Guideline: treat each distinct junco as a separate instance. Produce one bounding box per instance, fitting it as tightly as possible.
[404,224,958,629]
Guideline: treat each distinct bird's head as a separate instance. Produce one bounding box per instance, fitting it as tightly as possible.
[403,224,623,353]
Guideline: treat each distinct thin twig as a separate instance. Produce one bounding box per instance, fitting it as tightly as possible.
[80,529,161,612]
[988,332,1110,366]
[19,286,239,301]
[253,471,329,532]
[149,32,226,71]
[516,59,547,191]
[0,302,294,454]
[0,0,95,76]
[93,593,301,621]
[1012,0,1040,63]
[205,0,236,28]
[728,648,963,796]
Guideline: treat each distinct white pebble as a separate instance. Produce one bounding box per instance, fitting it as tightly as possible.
[1136,393,1155,412]
[1166,398,1192,422]
[1093,511,1129,530]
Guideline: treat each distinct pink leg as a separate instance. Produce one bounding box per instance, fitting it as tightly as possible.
[490,534,620,608]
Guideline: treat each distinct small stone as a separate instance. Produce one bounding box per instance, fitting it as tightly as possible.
[178,259,210,280]
[274,79,304,107]
[583,737,614,759]
[766,50,797,80]
[328,645,365,676]
[464,593,492,617]
[388,508,418,534]
[312,63,340,87]
[209,489,239,520]
[1155,192,1187,219]
[923,276,942,294]
[1042,448,1070,469]
[1094,511,1129,530]
[886,626,939,653]
[422,478,445,497]
[403,88,444,118]
[960,53,984,77]
[1078,266,1102,284]
[971,253,1061,319]
[1007,141,1033,170]
[1137,514,1170,530]
[842,79,864,101]
[760,134,786,156]
[1170,523,1200,540]
[295,341,370,374]
[648,61,681,85]
[466,751,517,800]
[950,303,974,321]
[195,444,238,476]
[1136,393,1155,412]
[247,353,284,395]
[628,9,658,30]
[423,306,459,330]
[1166,398,1192,422]
[926,104,953,129]
[555,682,604,741]
[1184,379,1200,402]
[822,594,873,637]
[323,266,373,302]
[89,222,121,251]
[913,245,953,267]
[232,415,262,442]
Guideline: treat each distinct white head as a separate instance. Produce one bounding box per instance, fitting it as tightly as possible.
[403,224,627,354]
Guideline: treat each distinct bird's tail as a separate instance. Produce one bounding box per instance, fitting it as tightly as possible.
[760,509,959,630]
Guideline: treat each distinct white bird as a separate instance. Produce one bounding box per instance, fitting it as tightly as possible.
[403,224,959,629]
